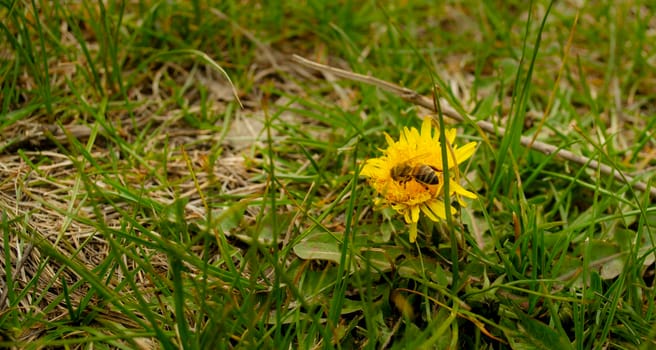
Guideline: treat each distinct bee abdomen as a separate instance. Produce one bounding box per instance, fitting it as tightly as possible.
[414,165,440,185]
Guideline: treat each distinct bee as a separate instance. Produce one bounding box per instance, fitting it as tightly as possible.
[390,162,441,186]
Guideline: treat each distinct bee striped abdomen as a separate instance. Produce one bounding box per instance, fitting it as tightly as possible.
[390,163,440,186]
[412,165,440,185]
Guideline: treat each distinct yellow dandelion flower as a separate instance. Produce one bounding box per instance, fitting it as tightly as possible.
[361,117,478,243]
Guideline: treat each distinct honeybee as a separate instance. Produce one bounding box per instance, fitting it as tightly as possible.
[390,162,441,186]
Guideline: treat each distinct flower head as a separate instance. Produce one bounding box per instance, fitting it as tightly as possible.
[361,117,477,242]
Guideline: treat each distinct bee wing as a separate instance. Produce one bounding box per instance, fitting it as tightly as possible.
[403,153,433,164]
[403,153,442,170]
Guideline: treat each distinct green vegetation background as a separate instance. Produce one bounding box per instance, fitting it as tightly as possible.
[1,1,655,349]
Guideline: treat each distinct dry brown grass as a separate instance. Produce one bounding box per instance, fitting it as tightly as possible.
[0,2,355,344]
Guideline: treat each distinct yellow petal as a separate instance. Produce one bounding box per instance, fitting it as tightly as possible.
[454,142,478,164]
[420,201,440,221]
[452,183,477,198]
[409,221,418,243]
[421,117,432,138]
[410,205,420,223]
[384,133,394,145]
[445,128,457,144]
[426,200,449,220]
[402,206,412,223]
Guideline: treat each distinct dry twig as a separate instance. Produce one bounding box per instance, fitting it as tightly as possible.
[292,54,655,198]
